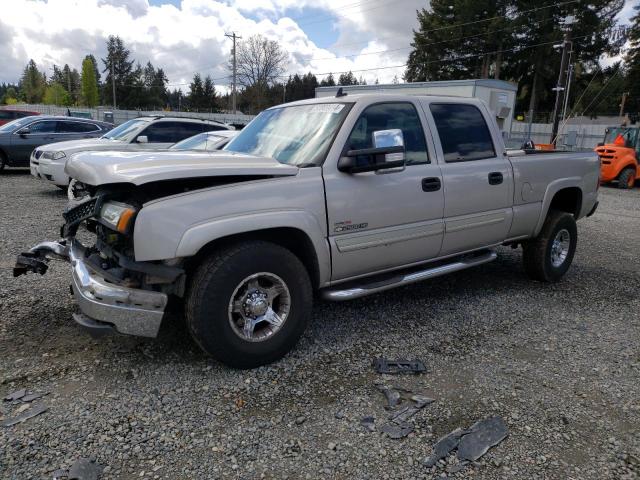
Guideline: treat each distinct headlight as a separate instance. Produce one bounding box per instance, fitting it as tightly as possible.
[42,151,66,160]
[99,201,137,233]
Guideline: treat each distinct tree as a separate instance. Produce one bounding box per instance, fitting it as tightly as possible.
[338,71,358,85]
[320,74,336,86]
[81,57,100,107]
[202,75,217,111]
[625,3,640,114]
[0,85,19,105]
[101,35,135,108]
[44,82,71,106]
[188,73,204,110]
[234,34,288,89]
[19,59,46,103]
[405,0,625,116]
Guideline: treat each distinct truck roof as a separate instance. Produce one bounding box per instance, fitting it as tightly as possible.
[273,93,487,109]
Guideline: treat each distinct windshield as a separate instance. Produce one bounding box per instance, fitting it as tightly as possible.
[604,127,638,148]
[170,133,223,151]
[224,103,351,166]
[0,116,35,133]
[102,118,149,141]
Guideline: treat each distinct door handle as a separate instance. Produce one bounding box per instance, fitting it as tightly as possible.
[421,177,441,192]
[488,172,503,185]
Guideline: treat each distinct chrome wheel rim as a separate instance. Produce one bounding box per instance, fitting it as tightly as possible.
[228,272,291,342]
[550,229,571,267]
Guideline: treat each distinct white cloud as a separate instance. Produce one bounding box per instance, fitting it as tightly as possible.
[0,0,425,90]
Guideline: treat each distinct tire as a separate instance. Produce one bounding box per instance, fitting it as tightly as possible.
[185,240,313,369]
[0,151,6,171]
[523,210,577,282]
[617,168,636,189]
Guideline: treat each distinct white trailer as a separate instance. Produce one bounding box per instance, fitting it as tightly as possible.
[316,79,517,136]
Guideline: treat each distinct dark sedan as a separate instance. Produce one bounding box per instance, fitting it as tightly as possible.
[0,116,113,170]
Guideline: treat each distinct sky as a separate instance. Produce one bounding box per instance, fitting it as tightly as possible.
[0,0,636,93]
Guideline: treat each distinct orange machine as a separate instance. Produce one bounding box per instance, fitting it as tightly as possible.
[594,126,640,189]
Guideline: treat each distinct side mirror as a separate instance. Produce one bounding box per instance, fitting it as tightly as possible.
[338,129,406,174]
[18,127,31,136]
[136,135,148,144]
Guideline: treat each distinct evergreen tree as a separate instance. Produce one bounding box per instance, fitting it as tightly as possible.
[19,59,46,103]
[81,57,100,107]
[320,74,336,86]
[188,73,204,110]
[625,4,640,114]
[101,35,135,108]
[338,71,358,85]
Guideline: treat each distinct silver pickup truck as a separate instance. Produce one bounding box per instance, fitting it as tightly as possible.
[14,94,599,368]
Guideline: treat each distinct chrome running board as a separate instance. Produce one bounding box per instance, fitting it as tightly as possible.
[321,250,497,301]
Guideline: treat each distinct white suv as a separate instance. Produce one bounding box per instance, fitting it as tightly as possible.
[31,116,234,188]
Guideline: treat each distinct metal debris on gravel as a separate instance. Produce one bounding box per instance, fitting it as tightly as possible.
[376,385,435,439]
[1,403,48,427]
[372,358,427,374]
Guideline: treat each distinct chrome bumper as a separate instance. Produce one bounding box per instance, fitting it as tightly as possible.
[16,240,167,338]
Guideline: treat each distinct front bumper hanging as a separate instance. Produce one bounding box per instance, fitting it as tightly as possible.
[14,239,168,338]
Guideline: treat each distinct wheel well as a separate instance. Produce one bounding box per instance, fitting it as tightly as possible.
[186,228,321,289]
[549,187,582,217]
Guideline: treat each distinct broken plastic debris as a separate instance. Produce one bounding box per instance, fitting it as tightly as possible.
[21,392,49,402]
[423,427,468,467]
[373,358,426,374]
[457,416,509,462]
[381,421,413,439]
[1,404,48,427]
[3,389,26,402]
[68,457,102,480]
[360,416,375,432]
[376,384,402,409]
[423,416,509,467]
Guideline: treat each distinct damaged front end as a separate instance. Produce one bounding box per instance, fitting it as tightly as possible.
[14,189,181,338]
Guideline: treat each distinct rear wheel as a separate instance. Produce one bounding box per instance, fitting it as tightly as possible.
[523,210,577,282]
[185,241,312,369]
[617,168,636,189]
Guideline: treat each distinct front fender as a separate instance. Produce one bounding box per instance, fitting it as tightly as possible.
[132,169,330,282]
[176,210,330,283]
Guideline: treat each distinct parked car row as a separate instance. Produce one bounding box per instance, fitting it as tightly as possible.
[0,114,237,191]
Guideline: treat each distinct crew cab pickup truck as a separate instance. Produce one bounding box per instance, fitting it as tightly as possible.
[14,95,600,368]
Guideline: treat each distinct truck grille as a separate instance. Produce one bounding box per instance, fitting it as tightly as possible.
[63,197,99,227]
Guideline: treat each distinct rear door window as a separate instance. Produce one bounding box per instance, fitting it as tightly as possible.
[180,122,208,140]
[429,103,496,162]
[56,121,100,133]
[138,122,184,143]
[27,121,58,134]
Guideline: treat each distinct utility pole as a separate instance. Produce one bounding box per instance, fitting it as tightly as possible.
[561,63,574,123]
[111,62,116,109]
[550,31,571,146]
[619,91,629,118]
[225,32,241,115]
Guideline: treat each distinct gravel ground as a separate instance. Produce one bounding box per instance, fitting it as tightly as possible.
[1,169,639,480]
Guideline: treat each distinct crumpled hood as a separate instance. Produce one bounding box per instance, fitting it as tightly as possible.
[37,138,127,154]
[65,150,299,186]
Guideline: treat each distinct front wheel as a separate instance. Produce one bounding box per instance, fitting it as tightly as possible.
[523,210,577,282]
[617,168,636,189]
[185,241,313,369]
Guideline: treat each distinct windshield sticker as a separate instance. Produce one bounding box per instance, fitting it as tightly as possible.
[310,104,345,114]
